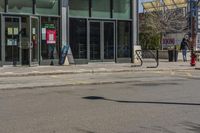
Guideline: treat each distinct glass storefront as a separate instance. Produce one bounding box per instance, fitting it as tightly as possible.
[113,0,131,19]
[36,0,59,15]
[92,0,110,18]
[69,0,133,63]
[41,17,60,61]
[117,21,131,58]
[8,0,33,14]
[0,0,4,12]
[0,0,135,66]
[69,18,87,59]
[69,0,89,17]
[0,0,61,66]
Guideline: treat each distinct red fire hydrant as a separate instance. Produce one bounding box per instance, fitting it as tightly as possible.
[190,53,196,66]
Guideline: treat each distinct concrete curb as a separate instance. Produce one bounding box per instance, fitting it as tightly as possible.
[0,80,142,90]
[1,73,196,90]
[0,67,196,78]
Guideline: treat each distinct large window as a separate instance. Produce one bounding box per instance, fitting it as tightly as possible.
[0,0,4,12]
[8,0,33,14]
[70,18,87,59]
[41,17,60,60]
[117,21,131,58]
[69,0,89,17]
[36,0,59,15]
[113,0,131,19]
[92,0,110,18]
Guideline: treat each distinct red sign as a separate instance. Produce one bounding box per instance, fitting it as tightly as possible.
[46,30,56,44]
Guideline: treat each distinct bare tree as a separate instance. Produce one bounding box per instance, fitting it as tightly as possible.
[139,0,189,49]
[142,8,188,34]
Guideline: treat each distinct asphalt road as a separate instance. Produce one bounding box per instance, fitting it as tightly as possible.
[0,70,200,133]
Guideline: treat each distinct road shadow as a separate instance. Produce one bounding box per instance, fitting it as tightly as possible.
[133,82,179,87]
[140,126,176,133]
[181,121,200,133]
[73,127,95,133]
[83,96,200,106]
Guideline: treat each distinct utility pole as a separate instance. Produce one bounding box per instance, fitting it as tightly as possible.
[188,0,198,66]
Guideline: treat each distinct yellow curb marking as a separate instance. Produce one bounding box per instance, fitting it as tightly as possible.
[32,71,39,73]
[186,72,192,77]
[4,72,14,74]
[57,70,65,72]
[50,75,58,78]
[170,71,175,76]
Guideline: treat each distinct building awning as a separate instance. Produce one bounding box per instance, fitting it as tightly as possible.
[142,0,187,12]
[142,1,162,11]
[163,0,187,9]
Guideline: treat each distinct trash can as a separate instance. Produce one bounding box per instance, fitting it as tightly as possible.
[174,50,178,62]
[168,50,178,62]
[168,50,173,62]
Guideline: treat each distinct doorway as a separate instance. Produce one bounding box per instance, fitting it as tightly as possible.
[89,21,115,62]
[4,17,21,65]
[29,16,39,66]
[2,16,39,66]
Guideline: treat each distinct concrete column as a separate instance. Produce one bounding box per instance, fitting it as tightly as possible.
[61,0,74,64]
[132,0,139,63]
[61,0,68,46]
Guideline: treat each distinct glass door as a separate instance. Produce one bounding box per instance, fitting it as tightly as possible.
[4,17,21,66]
[29,16,39,66]
[89,21,101,61]
[103,22,115,61]
[89,21,115,62]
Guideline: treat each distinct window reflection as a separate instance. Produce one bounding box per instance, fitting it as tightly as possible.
[36,0,59,15]
[8,0,33,14]
[70,18,87,59]
[69,0,89,17]
[92,0,110,18]
[118,21,131,58]
[113,0,131,19]
[0,0,4,12]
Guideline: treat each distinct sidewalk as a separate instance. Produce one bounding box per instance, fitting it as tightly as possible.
[0,61,198,77]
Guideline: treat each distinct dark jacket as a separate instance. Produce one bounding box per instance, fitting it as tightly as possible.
[180,39,189,50]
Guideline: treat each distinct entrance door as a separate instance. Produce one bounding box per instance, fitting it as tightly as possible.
[4,17,21,65]
[104,22,115,61]
[89,21,115,62]
[89,21,101,61]
[29,16,39,66]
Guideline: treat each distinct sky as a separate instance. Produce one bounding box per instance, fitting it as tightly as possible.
[138,0,153,12]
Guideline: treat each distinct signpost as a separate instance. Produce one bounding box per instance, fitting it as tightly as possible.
[188,0,199,66]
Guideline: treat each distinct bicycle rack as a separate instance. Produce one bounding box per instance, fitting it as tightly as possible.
[132,50,159,68]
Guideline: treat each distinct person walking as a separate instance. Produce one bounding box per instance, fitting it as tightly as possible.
[180,38,189,62]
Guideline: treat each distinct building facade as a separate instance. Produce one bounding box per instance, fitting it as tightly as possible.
[0,0,138,66]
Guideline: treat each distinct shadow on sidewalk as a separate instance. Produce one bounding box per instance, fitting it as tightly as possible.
[83,96,200,106]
